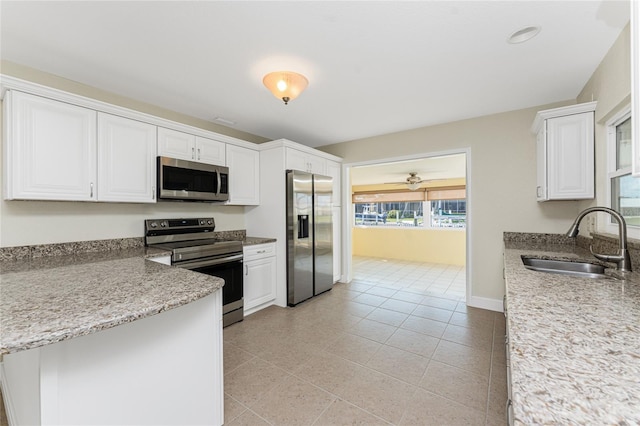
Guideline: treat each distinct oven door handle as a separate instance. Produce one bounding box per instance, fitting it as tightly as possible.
[174,254,243,269]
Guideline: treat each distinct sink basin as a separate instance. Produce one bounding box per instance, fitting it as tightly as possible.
[521,256,611,279]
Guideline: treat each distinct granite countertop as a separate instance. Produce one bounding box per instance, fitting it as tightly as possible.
[0,247,223,355]
[242,236,277,246]
[503,239,640,424]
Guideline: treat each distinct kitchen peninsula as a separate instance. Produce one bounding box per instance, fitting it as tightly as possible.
[0,241,225,425]
[503,233,640,424]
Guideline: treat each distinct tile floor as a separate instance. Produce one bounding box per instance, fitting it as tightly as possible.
[223,256,507,425]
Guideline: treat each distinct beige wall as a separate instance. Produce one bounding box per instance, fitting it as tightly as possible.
[321,25,631,306]
[0,63,266,247]
[321,103,584,304]
[352,227,466,266]
[577,23,632,233]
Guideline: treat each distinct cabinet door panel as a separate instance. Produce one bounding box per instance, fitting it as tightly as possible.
[4,91,97,201]
[326,160,341,206]
[226,145,259,205]
[244,256,277,311]
[97,113,157,202]
[547,113,594,199]
[157,127,195,161]
[195,137,226,165]
[285,148,309,172]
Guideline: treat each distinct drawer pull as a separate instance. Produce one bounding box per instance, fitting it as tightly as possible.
[257,250,266,254]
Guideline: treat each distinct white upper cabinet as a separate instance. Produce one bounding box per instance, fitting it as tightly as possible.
[157,127,195,160]
[97,113,157,203]
[195,136,226,165]
[286,147,327,175]
[226,144,259,205]
[3,91,97,201]
[157,128,225,165]
[531,102,596,201]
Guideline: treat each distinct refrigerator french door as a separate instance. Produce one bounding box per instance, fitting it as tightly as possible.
[286,170,333,306]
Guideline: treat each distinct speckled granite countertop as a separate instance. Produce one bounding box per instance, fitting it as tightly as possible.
[503,236,640,424]
[242,237,276,246]
[0,247,223,355]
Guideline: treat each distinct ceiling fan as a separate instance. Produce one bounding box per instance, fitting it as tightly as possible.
[385,172,440,191]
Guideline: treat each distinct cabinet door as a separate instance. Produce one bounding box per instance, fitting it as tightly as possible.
[226,145,260,205]
[285,148,309,172]
[4,91,97,201]
[157,127,195,161]
[244,256,277,312]
[326,160,341,206]
[97,113,157,203]
[536,129,547,201]
[332,206,341,283]
[307,155,327,175]
[195,136,226,165]
[546,113,594,200]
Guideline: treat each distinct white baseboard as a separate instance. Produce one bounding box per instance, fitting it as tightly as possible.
[466,295,504,312]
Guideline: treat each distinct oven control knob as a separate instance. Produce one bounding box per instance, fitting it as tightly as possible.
[200,220,205,225]
[160,221,167,227]
[207,220,213,225]
[150,222,157,228]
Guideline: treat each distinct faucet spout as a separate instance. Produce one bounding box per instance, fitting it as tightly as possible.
[566,207,632,272]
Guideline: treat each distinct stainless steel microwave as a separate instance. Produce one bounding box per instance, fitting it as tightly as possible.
[157,156,229,202]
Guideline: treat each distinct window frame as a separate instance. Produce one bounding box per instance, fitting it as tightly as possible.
[606,106,637,237]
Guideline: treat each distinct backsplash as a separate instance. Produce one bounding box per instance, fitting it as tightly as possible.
[0,230,247,262]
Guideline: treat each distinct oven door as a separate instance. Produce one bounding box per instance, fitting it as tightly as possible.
[174,254,244,326]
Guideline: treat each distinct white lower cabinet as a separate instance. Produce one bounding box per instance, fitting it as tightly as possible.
[243,243,276,315]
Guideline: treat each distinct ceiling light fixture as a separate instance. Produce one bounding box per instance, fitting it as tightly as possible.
[406,182,421,191]
[507,26,541,44]
[263,71,308,105]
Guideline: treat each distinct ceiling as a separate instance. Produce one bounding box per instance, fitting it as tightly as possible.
[350,154,466,187]
[0,1,630,148]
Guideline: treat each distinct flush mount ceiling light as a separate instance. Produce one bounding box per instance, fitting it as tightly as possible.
[507,26,541,44]
[263,71,308,105]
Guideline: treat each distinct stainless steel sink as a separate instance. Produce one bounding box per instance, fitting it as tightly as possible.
[521,256,611,279]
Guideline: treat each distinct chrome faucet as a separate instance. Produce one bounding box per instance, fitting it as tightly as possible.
[566,206,632,272]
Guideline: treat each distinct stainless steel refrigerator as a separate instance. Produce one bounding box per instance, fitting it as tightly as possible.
[286,170,333,306]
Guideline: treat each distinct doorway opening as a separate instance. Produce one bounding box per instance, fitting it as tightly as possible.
[341,149,470,303]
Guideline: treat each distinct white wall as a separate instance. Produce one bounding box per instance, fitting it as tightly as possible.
[0,63,260,247]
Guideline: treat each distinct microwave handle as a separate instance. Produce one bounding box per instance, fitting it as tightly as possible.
[217,171,222,197]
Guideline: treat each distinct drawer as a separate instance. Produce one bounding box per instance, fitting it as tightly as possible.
[243,242,275,261]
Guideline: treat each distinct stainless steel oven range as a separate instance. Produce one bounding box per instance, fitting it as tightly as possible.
[144,217,243,327]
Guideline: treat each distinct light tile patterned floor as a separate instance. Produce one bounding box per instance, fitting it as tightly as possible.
[224,257,507,425]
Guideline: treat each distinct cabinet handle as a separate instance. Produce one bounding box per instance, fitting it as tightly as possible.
[245,264,248,275]
[536,186,541,198]
[90,182,94,198]
[152,186,155,200]
[197,148,201,160]
[192,147,195,159]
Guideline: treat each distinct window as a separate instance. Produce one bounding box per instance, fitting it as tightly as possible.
[352,190,465,229]
[430,199,466,228]
[608,111,640,228]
